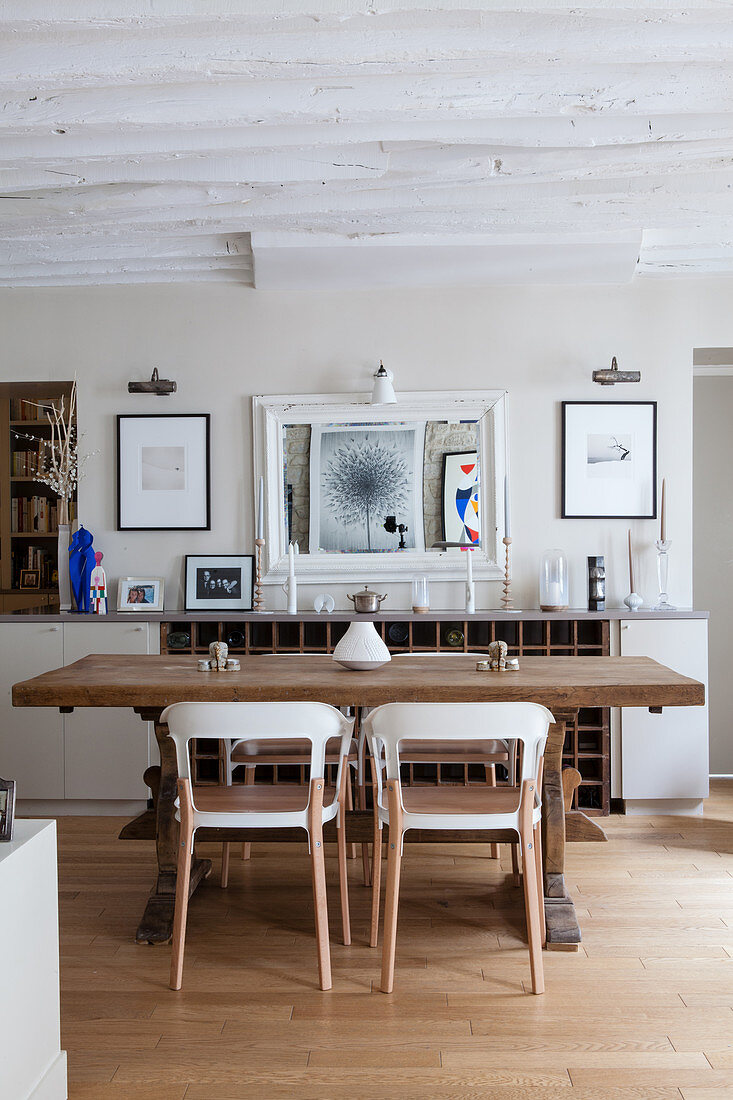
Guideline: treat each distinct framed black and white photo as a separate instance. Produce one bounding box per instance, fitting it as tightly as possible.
[0,777,16,842]
[185,555,254,611]
[562,402,657,519]
[117,576,165,611]
[308,423,425,553]
[117,414,210,530]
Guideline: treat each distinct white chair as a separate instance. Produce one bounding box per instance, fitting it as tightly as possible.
[365,653,517,864]
[163,701,355,991]
[363,701,551,995]
[227,655,359,864]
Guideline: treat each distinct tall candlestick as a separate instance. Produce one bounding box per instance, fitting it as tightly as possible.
[285,540,297,614]
[466,545,473,585]
[256,475,264,540]
[660,478,666,542]
[627,529,635,592]
[504,475,511,539]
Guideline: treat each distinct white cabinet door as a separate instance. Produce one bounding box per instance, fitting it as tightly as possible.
[0,623,64,798]
[620,618,709,801]
[63,622,150,799]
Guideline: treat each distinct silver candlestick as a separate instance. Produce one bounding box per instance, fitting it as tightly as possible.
[653,539,676,611]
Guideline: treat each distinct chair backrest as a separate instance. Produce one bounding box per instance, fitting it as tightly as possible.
[363,702,552,792]
[162,701,354,784]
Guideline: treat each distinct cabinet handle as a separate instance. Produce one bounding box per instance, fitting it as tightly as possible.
[621,624,630,630]
[133,626,144,632]
[49,626,60,632]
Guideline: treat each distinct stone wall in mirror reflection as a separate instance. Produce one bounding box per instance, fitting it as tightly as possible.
[283,420,478,553]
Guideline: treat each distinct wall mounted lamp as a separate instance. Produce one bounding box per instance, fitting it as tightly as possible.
[370,361,397,405]
[128,368,177,395]
[592,356,641,386]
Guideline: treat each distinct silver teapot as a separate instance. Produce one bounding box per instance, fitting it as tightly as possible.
[347,585,388,613]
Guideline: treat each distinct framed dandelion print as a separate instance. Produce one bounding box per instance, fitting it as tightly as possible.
[309,423,425,553]
[562,401,657,519]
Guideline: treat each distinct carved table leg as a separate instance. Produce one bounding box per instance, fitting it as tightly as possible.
[135,711,212,944]
[541,711,581,950]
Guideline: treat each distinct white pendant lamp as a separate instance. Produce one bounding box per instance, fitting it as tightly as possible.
[371,361,396,405]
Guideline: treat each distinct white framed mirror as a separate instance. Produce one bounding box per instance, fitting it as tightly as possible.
[252,390,508,583]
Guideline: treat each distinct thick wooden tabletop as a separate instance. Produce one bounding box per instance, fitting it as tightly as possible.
[12,653,705,712]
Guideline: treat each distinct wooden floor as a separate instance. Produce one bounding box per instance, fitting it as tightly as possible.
[56,781,733,1099]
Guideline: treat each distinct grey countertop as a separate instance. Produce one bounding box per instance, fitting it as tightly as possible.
[0,608,710,623]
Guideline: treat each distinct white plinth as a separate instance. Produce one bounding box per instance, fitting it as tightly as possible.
[0,820,67,1100]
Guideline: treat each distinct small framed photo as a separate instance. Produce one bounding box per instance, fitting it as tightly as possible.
[19,568,41,590]
[117,414,210,531]
[185,555,254,611]
[117,577,165,612]
[562,401,657,519]
[0,777,16,842]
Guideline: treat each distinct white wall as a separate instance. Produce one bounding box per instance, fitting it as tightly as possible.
[694,375,733,774]
[1,278,732,612]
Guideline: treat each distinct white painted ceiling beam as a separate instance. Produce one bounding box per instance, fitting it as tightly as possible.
[3,9,733,93]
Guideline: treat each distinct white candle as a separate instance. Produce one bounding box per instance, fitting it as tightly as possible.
[504,475,511,539]
[294,541,300,555]
[466,546,473,584]
[546,581,563,606]
[288,541,295,579]
[628,529,635,592]
[256,475,264,540]
[660,478,666,542]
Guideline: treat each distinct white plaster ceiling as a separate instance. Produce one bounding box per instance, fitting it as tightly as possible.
[1,2,733,289]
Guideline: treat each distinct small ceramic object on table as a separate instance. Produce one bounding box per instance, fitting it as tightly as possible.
[332,621,391,671]
[488,639,508,670]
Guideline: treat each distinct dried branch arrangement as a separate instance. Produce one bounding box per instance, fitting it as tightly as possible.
[30,381,89,525]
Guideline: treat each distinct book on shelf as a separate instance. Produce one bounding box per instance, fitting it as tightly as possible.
[10,497,74,533]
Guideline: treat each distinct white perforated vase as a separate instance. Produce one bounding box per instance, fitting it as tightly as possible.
[332,621,392,671]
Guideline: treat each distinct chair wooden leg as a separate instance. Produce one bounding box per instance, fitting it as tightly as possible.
[519,780,545,995]
[511,841,521,887]
[346,767,357,861]
[486,763,500,859]
[241,765,254,861]
[337,755,351,946]
[359,732,372,887]
[380,780,404,993]
[221,842,230,889]
[534,820,546,947]
[170,779,194,991]
[308,778,332,991]
[369,793,383,948]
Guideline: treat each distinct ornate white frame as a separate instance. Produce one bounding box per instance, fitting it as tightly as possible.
[252,390,508,584]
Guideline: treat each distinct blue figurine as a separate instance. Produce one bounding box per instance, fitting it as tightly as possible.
[68,526,96,613]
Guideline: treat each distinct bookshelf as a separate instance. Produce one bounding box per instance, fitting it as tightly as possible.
[0,381,76,611]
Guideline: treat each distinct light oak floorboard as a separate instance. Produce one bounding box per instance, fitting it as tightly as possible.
[48,779,733,1097]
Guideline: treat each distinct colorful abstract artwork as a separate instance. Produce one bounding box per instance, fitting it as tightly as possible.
[442,450,480,545]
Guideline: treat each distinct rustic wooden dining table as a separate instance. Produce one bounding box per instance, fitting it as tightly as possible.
[12,652,704,951]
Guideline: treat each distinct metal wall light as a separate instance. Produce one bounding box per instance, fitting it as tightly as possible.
[128,368,177,395]
[593,356,641,386]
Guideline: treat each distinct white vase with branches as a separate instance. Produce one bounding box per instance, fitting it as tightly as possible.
[30,381,88,610]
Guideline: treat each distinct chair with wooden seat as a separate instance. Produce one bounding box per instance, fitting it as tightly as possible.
[363,701,551,994]
[226,654,359,865]
[364,653,517,864]
[163,700,355,991]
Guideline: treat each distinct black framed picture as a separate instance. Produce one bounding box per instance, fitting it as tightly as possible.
[0,777,16,842]
[19,568,40,589]
[185,555,254,611]
[117,414,210,530]
[562,401,657,519]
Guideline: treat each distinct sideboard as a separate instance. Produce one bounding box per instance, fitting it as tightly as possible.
[1,608,708,816]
